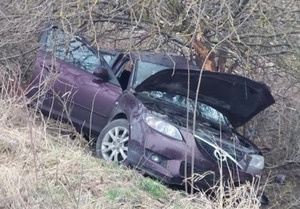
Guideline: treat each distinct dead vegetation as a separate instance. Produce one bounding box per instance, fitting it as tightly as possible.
[0,0,300,208]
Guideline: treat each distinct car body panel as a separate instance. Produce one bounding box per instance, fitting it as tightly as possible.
[56,63,122,133]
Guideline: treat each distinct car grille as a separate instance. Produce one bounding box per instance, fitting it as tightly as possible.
[195,137,244,168]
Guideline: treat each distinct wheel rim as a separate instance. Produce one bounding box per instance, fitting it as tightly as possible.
[101,126,129,162]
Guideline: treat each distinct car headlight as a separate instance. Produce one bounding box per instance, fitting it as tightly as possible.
[248,154,264,170]
[144,113,183,141]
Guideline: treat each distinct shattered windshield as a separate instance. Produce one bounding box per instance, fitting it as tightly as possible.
[145,91,230,126]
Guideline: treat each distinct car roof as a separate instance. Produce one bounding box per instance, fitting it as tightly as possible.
[129,51,200,70]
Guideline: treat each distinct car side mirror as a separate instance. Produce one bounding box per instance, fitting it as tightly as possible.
[93,67,110,80]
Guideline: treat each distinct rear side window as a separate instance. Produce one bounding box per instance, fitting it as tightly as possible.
[44,29,101,74]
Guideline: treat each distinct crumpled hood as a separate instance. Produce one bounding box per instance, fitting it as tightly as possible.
[135,69,275,127]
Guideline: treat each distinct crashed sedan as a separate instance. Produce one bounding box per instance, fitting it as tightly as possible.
[26,27,275,188]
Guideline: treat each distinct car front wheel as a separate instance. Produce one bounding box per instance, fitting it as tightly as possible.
[96,119,129,162]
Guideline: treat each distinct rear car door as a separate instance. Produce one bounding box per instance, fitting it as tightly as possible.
[28,27,122,134]
[26,28,69,118]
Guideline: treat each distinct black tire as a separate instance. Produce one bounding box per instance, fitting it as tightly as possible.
[96,119,129,162]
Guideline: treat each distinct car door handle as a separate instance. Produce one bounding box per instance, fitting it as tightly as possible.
[92,78,104,84]
[40,63,59,73]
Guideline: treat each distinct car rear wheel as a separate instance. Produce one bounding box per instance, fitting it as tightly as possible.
[96,119,129,162]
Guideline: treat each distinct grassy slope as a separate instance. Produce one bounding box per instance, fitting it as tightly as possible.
[0,116,202,208]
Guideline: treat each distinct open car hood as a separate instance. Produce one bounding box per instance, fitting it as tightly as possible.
[135,69,275,127]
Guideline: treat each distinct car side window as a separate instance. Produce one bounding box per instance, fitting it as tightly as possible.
[44,29,101,74]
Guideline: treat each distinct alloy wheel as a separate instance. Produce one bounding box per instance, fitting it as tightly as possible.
[101,126,129,162]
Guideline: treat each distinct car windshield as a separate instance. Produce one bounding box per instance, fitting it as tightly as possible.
[133,60,169,88]
[145,91,230,126]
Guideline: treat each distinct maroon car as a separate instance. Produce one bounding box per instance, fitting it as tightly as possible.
[26,27,275,188]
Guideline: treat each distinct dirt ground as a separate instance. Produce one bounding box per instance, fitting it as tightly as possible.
[262,163,300,208]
